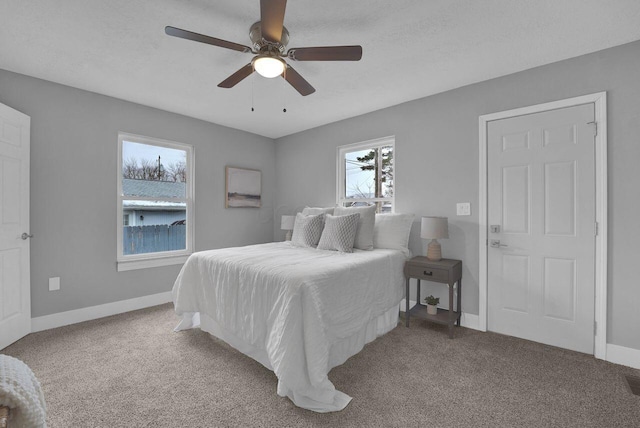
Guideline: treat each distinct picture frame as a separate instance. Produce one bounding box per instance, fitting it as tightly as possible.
[225,166,262,208]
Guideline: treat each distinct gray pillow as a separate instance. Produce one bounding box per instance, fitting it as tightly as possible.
[334,205,376,250]
[291,213,325,248]
[317,213,360,253]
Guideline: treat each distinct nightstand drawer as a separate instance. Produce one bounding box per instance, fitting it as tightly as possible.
[406,265,449,282]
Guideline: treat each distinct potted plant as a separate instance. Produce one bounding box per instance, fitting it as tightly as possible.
[424,295,439,315]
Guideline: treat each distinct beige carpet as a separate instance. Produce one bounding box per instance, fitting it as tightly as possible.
[3,304,640,427]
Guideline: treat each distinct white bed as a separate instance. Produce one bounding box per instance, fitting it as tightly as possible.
[172,241,407,412]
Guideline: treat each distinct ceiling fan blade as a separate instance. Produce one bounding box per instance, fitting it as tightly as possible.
[165,26,252,53]
[287,45,363,61]
[260,0,287,43]
[283,65,315,96]
[218,64,254,88]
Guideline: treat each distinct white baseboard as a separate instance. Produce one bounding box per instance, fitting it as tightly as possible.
[460,312,480,330]
[606,343,640,369]
[399,299,481,331]
[31,291,173,333]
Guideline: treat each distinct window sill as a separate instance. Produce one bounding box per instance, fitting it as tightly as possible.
[117,254,190,272]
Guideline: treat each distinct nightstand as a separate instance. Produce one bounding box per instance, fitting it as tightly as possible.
[404,257,462,338]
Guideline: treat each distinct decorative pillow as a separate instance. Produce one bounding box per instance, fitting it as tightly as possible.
[302,206,335,216]
[291,213,325,248]
[334,205,376,250]
[373,213,415,253]
[317,213,360,253]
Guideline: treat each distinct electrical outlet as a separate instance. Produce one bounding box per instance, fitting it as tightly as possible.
[49,277,60,291]
[457,202,471,216]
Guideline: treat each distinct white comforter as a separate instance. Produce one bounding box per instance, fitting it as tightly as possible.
[172,242,406,412]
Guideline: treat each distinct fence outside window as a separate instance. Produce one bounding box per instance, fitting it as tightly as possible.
[123,224,186,255]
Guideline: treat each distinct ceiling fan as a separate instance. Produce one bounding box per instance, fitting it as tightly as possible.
[165,0,362,96]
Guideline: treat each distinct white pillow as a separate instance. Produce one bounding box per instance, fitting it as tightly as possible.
[291,213,325,248]
[334,205,375,250]
[302,206,335,216]
[317,213,360,253]
[373,213,415,253]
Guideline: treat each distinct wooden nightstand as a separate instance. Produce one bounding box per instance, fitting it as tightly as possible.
[404,257,462,338]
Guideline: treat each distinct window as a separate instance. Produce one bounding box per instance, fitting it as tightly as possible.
[117,133,194,271]
[337,136,394,213]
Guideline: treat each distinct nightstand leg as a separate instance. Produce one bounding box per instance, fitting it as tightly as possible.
[405,277,410,327]
[416,279,421,306]
[448,282,454,339]
[456,278,462,327]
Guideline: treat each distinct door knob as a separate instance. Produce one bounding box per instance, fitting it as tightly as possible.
[21,233,33,240]
[490,239,507,248]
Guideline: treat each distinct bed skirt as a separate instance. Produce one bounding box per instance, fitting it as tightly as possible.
[175,304,400,412]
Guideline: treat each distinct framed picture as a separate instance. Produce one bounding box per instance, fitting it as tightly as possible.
[225,166,261,208]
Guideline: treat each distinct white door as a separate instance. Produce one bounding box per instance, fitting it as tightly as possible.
[487,103,596,354]
[0,103,31,350]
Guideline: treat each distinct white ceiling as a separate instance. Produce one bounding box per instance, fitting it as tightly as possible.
[2,1,640,139]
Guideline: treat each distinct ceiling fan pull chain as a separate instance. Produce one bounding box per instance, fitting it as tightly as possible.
[282,68,287,112]
[251,73,255,112]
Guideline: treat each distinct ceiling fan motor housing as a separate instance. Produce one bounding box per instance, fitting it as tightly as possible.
[249,21,289,53]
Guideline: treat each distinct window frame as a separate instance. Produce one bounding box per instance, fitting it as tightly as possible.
[116,132,195,272]
[336,136,395,212]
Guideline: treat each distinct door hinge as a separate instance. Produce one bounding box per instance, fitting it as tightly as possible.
[595,222,599,236]
[587,121,598,136]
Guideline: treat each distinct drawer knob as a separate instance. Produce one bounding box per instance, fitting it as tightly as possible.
[423,271,433,276]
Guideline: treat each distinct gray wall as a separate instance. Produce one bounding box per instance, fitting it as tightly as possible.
[274,40,640,351]
[0,69,276,318]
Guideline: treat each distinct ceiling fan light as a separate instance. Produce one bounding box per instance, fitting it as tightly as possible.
[254,56,285,78]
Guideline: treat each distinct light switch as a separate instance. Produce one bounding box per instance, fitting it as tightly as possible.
[456,202,471,216]
[49,277,60,291]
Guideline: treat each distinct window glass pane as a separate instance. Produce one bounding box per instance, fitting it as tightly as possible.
[379,200,393,213]
[344,146,394,200]
[122,201,186,255]
[122,141,187,197]
[345,149,376,199]
[341,200,392,213]
[342,200,375,208]
[380,145,394,198]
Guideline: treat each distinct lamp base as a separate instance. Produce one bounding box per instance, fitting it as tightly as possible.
[426,239,442,261]
[285,230,292,241]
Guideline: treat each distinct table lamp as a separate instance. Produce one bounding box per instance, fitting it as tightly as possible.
[281,215,295,241]
[421,216,449,261]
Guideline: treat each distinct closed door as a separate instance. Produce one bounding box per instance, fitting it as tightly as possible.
[487,103,596,354]
[0,103,31,350]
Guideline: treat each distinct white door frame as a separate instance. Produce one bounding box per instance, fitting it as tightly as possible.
[478,92,607,359]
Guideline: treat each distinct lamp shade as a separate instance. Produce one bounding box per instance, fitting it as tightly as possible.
[281,215,295,230]
[421,216,449,239]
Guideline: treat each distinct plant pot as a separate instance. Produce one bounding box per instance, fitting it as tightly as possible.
[426,304,438,315]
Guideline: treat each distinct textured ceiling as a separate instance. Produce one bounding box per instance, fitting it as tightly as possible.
[2,0,640,138]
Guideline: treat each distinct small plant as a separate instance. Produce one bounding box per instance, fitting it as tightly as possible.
[424,295,440,306]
